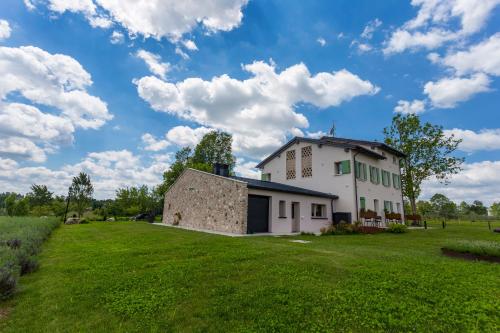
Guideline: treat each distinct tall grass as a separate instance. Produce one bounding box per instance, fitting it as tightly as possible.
[443,240,500,257]
[0,217,60,300]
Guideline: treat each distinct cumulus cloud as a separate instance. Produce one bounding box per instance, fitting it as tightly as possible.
[394,99,426,114]
[135,60,379,158]
[233,158,260,179]
[141,133,171,152]
[182,39,198,51]
[423,73,490,108]
[384,0,500,54]
[422,160,500,205]
[0,149,172,199]
[141,126,212,151]
[30,0,249,42]
[0,19,11,40]
[444,128,500,152]
[0,45,111,162]
[440,33,500,76]
[317,37,326,46]
[136,49,170,79]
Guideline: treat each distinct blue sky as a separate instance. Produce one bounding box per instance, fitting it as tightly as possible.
[0,0,499,203]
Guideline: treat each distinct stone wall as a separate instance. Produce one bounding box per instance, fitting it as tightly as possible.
[162,168,248,234]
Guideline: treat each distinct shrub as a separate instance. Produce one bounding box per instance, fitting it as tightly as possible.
[387,223,408,233]
[0,266,17,301]
[79,218,89,224]
[16,250,39,275]
[300,231,316,236]
[6,238,22,249]
[443,240,500,257]
[320,222,361,236]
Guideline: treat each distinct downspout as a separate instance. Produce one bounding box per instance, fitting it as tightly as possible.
[353,150,360,222]
[399,157,406,223]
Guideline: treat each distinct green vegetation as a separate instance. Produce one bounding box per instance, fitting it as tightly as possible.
[1,220,499,332]
[443,240,500,257]
[0,217,60,300]
[387,223,408,233]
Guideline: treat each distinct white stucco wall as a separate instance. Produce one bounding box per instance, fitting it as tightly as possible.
[260,140,404,223]
[248,188,333,234]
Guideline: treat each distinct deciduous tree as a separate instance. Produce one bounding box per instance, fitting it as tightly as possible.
[69,172,94,218]
[384,114,463,216]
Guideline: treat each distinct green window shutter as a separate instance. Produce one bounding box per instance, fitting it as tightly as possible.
[377,168,381,184]
[387,172,391,187]
[362,164,367,180]
[360,197,366,210]
[341,160,350,174]
[370,166,375,183]
[381,170,386,185]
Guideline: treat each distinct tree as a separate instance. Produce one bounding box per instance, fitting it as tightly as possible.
[458,201,471,216]
[27,184,53,207]
[469,200,487,216]
[429,193,458,220]
[5,193,17,216]
[69,172,94,218]
[13,197,30,216]
[416,200,433,217]
[158,131,235,196]
[384,114,463,215]
[491,202,500,218]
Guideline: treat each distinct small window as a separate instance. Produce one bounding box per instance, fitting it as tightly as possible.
[384,201,393,213]
[355,161,367,181]
[360,197,366,210]
[261,173,271,181]
[382,170,391,187]
[311,204,326,218]
[393,156,397,164]
[279,200,286,218]
[370,166,380,184]
[335,160,351,175]
[396,203,401,214]
[392,173,400,189]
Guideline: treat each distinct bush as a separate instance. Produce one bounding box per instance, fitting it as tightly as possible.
[320,222,361,236]
[443,240,500,257]
[79,218,89,224]
[0,217,60,299]
[387,223,408,233]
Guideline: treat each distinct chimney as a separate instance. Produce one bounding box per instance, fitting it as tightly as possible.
[213,163,230,177]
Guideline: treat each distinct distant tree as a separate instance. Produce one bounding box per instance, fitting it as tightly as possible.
[27,184,53,207]
[51,195,67,217]
[5,193,17,217]
[458,201,471,216]
[430,193,458,220]
[491,202,500,218]
[384,114,463,216]
[114,185,160,216]
[469,200,488,216]
[69,172,94,218]
[417,200,433,217]
[12,197,30,216]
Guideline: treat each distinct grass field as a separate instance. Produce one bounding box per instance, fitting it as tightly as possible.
[1,220,499,332]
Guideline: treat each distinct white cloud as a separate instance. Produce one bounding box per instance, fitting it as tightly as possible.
[175,46,190,60]
[440,33,500,76]
[305,130,328,139]
[233,158,259,179]
[136,49,170,79]
[361,18,382,39]
[0,20,11,40]
[110,30,124,44]
[141,133,170,151]
[384,0,500,54]
[135,60,379,158]
[0,45,111,162]
[0,149,172,199]
[444,128,500,152]
[423,73,490,108]
[165,126,212,147]
[317,37,326,46]
[394,99,426,114]
[422,160,500,205]
[32,0,249,42]
[182,39,198,51]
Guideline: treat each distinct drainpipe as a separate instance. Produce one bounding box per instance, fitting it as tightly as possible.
[353,150,360,222]
[399,157,406,224]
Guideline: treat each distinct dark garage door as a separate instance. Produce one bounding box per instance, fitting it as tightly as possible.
[247,195,269,233]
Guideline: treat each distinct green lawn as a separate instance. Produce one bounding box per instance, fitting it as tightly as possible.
[1,220,499,332]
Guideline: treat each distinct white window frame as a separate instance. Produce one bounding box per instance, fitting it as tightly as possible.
[311,203,327,218]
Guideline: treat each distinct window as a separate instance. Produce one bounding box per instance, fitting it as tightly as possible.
[360,197,366,210]
[381,170,391,187]
[286,150,296,179]
[384,201,393,213]
[311,204,326,218]
[374,199,379,213]
[396,202,401,214]
[355,161,367,181]
[392,173,401,189]
[335,160,351,175]
[393,156,397,164]
[370,166,380,184]
[261,173,271,181]
[301,146,312,177]
[279,200,286,218]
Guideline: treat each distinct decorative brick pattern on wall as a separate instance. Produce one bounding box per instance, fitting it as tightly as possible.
[301,145,312,177]
[162,169,249,234]
[286,150,296,179]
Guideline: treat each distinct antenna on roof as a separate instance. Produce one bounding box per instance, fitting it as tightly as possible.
[329,121,336,137]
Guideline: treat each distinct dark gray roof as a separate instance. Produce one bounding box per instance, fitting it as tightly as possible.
[231,176,338,199]
[256,136,405,169]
